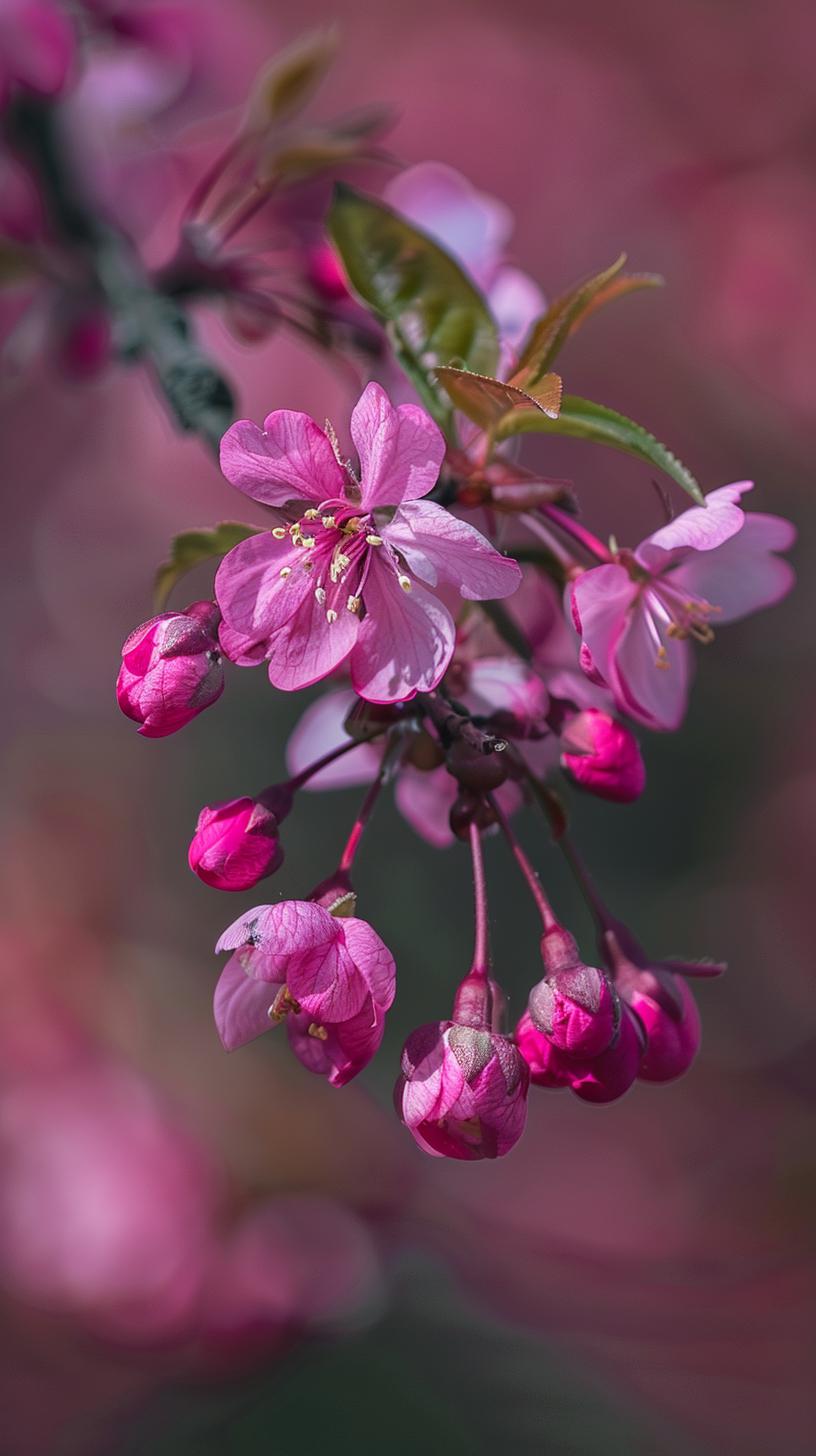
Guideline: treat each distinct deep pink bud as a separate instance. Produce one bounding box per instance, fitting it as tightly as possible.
[516,1005,643,1104]
[560,709,646,803]
[0,0,75,104]
[529,925,619,1057]
[629,975,701,1082]
[117,601,223,738]
[307,243,350,302]
[395,1020,529,1161]
[188,791,292,891]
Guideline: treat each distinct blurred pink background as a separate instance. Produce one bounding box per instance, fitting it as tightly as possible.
[2,2,814,1453]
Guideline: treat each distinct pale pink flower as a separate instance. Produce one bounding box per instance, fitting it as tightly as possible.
[396,1019,529,1160]
[188,788,293,892]
[559,708,646,803]
[571,482,795,730]
[213,899,396,1087]
[116,600,223,737]
[216,382,521,702]
[384,162,545,350]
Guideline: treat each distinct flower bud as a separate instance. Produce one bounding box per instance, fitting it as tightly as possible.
[529,925,619,1057]
[516,1004,643,1104]
[449,790,500,840]
[395,1020,528,1160]
[629,975,701,1083]
[117,601,223,738]
[307,243,350,301]
[560,709,645,803]
[189,795,289,891]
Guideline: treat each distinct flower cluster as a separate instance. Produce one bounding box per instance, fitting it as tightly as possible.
[105,31,795,1163]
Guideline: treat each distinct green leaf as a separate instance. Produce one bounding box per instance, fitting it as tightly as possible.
[495,395,704,505]
[435,366,562,433]
[327,184,499,425]
[512,257,663,389]
[154,523,263,610]
[248,27,339,125]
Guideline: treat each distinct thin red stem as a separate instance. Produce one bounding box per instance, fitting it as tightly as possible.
[338,737,399,872]
[468,821,490,978]
[488,793,559,932]
[542,503,613,563]
[288,736,370,792]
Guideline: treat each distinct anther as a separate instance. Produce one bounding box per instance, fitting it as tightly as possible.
[398,574,412,592]
[347,595,361,614]
[308,1022,329,1041]
[326,609,338,624]
[279,566,291,578]
[303,508,319,520]
[365,533,383,546]
[271,527,287,539]
[315,586,326,604]
[322,515,336,528]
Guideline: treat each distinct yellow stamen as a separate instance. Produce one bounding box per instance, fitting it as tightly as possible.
[398,574,412,592]
[308,1022,329,1041]
[279,566,291,579]
[271,526,287,540]
[347,595,361,614]
[365,533,383,546]
[321,514,336,528]
[315,586,327,604]
[326,608,338,624]
[303,508,319,520]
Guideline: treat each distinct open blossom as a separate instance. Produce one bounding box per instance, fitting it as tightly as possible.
[396,1019,529,1160]
[571,481,795,730]
[188,787,294,891]
[116,600,223,737]
[216,382,521,703]
[559,708,646,803]
[213,899,396,1086]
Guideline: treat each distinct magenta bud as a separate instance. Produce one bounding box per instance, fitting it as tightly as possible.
[560,709,646,804]
[117,601,223,738]
[516,1005,643,1104]
[446,739,509,792]
[396,1019,528,1161]
[307,243,351,302]
[188,797,284,891]
[630,976,701,1083]
[530,927,619,1057]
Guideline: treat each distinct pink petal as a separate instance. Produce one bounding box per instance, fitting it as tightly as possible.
[285,934,364,1024]
[215,533,307,664]
[213,960,275,1051]
[488,265,546,350]
[265,577,359,692]
[340,918,397,1011]
[384,162,511,289]
[636,481,754,568]
[349,556,455,703]
[395,766,457,848]
[465,656,548,724]
[219,411,345,507]
[668,513,796,623]
[613,594,692,730]
[385,500,521,600]
[351,382,445,510]
[285,691,382,790]
[571,565,638,690]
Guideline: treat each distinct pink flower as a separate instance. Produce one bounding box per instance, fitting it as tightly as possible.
[571,482,795,729]
[0,0,75,106]
[516,1004,644,1104]
[188,787,294,892]
[213,898,396,1087]
[601,925,712,1084]
[396,1019,529,1160]
[116,600,224,737]
[527,924,620,1058]
[384,163,545,350]
[559,708,646,803]
[216,382,521,703]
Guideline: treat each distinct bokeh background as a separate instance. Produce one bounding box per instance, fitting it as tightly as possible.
[2,1,814,1452]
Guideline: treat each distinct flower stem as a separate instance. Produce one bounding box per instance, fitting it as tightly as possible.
[558,833,613,931]
[288,735,373,792]
[338,736,400,872]
[468,821,490,978]
[487,794,559,932]
[542,503,613,563]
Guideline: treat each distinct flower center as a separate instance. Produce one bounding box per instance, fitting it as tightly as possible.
[273,499,381,623]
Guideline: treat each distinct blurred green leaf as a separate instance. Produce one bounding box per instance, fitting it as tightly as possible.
[328,184,499,425]
[154,522,263,610]
[248,27,339,125]
[495,394,704,504]
[436,366,562,433]
[512,257,663,389]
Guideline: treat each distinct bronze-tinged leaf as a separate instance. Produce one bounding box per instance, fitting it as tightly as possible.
[154,522,264,610]
[494,394,704,505]
[435,366,562,433]
[328,185,499,423]
[248,28,339,126]
[511,257,662,389]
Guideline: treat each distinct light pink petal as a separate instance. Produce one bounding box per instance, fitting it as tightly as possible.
[395,766,457,848]
[488,265,546,350]
[285,691,382,790]
[636,481,754,568]
[571,565,638,690]
[266,578,359,692]
[465,656,548,723]
[351,382,445,510]
[614,594,692,730]
[287,1001,385,1086]
[340,918,397,1010]
[215,905,275,954]
[400,1040,467,1127]
[219,411,345,506]
[285,934,365,1024]
[349,557,455,703]
[215,533,308,663]
[668,513,796,623]
[213,960,275,1051]
[384,162,511,288]
[385,499,521,600]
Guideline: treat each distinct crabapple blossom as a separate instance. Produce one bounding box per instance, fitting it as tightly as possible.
[116,600,224,737]
[571,482,795,730]
[213,898,395,1087]
[216,382,521,701]
[396,1019,529,1160]
[516,1003,644,1104]
[559,708,646,803]
[188,789,293,892]
[528,924,620,1058]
